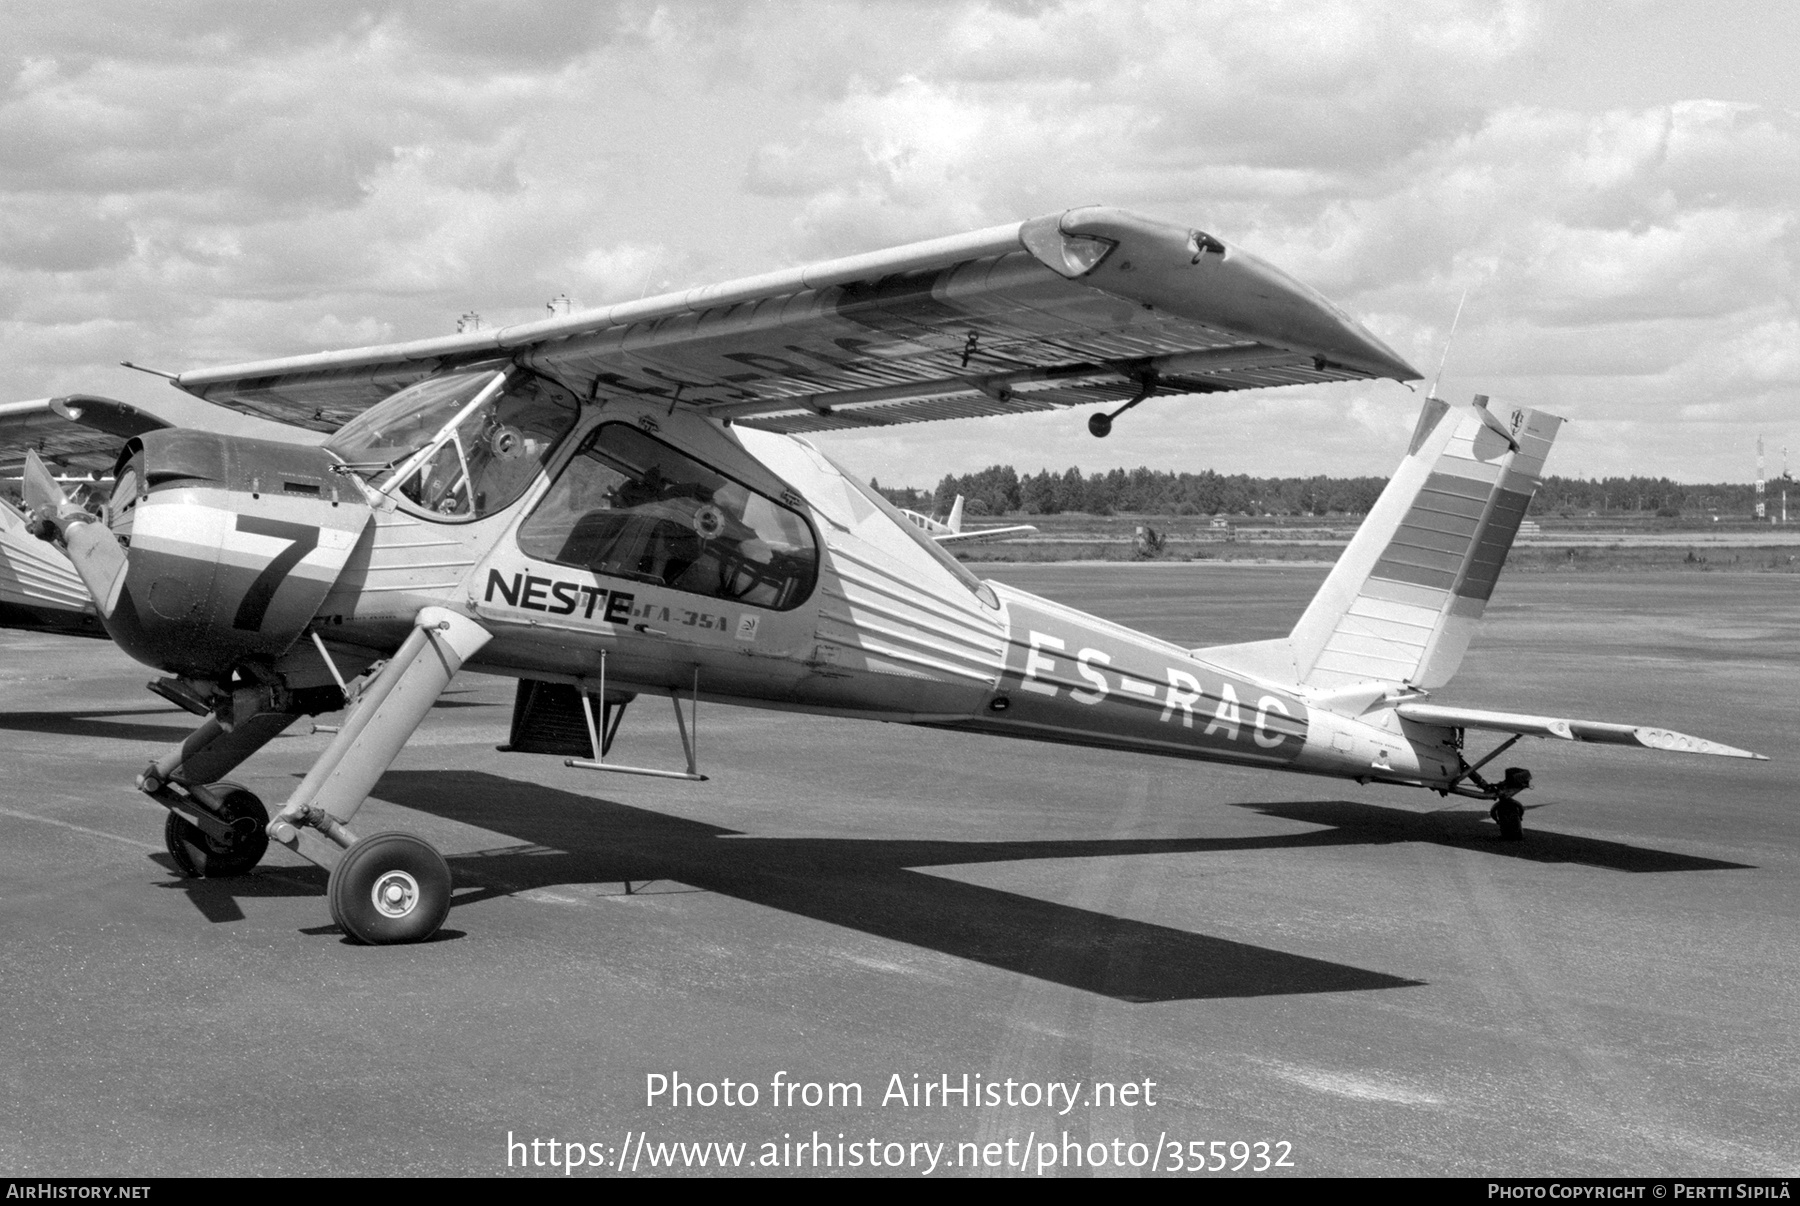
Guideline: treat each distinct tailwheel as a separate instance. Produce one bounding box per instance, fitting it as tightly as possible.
[327,832,453,945]
[164,784,270,877]
[1490,796,1525,842]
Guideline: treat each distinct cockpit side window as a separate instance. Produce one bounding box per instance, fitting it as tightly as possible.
[516,423,818,611]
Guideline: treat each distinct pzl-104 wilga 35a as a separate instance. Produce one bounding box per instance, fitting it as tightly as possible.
[0,207,1762,945]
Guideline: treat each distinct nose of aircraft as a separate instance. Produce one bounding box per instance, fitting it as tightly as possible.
[1052,206,1420,383]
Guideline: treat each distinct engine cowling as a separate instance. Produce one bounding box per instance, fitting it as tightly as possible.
[100,430,371,678]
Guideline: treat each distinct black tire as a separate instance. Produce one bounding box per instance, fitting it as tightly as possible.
[1490,796,1525,842]
[164,784,270,878]
[327,832,452,945]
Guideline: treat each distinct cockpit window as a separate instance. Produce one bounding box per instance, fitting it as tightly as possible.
[324,369,579,521]
[325,371,496,471]
[516,423,818,610]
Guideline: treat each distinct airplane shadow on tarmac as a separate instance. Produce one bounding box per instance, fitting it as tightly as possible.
[1227,799,1751,874]
[0,706,199,743]
[0,695,496,745]
[149,853,326,922]
[361,770,1422,1004]
[146,769,1748,1003]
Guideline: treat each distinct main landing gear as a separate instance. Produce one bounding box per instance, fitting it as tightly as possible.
[1464,765,1534,842]
[139,606,492,945]
[1484,767,1533,841]
[328,833,454,945]
[1447,731,1535,841]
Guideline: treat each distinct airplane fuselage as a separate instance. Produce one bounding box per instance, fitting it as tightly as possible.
[150,391,1444,793]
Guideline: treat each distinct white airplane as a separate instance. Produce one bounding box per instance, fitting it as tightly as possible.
[899,495,1038,545]
[0,206,1762,946]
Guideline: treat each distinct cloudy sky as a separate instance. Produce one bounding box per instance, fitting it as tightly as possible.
[4,1,1796,487]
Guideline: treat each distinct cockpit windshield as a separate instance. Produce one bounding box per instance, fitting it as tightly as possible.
[325,371,497,471]
[324,369,580,521]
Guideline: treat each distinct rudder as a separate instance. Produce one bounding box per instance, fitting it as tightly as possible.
[1201,395,1561,694]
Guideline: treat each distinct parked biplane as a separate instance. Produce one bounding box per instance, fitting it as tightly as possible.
[0,206,1761,945]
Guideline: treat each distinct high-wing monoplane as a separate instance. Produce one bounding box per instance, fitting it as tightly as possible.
[899,495,1038,545]
[0,206,1762,945]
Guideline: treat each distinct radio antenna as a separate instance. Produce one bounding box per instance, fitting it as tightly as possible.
[1428,289,1469,401]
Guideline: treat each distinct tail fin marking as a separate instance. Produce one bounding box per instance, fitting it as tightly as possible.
[1199,397,1561,695]
[1296,400,1561,691]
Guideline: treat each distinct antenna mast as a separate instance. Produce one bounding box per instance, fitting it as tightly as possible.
[1755,437,1766,521]
[1429,289,1469,401]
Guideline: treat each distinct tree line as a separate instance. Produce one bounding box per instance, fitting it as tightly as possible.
[874,466,1778,519]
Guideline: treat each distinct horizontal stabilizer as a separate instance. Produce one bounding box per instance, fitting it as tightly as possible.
[934,524,1038,546]
[1396,703,1765,760]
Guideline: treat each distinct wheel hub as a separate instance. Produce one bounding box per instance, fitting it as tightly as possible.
[371,870,421,918]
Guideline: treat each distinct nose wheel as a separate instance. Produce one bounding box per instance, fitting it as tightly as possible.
[164,784,270,877]
[327,832,453,944]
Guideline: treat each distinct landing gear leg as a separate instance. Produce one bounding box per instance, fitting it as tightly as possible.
[141,688,318,878]
[267,607,492,944]
[1450,734,1535,842]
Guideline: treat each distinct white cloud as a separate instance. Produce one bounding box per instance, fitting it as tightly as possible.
[0,0,1793,484]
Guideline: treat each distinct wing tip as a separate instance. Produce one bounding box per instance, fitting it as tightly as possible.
[1632,727,1766,760]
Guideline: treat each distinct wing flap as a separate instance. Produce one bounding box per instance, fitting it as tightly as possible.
[1396,702,1766,760]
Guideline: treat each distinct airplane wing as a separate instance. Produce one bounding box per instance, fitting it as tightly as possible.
[153,206,1418,436]
[1396,703,1766,759]
[933,524,1039,546]
[0,395,174,479]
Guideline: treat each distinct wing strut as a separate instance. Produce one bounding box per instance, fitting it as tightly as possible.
[565,654,708,782]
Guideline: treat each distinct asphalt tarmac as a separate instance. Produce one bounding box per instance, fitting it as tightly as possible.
[1,566,1794,1178]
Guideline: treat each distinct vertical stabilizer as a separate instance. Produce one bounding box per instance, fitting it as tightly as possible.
[946,495,966,534]
[1200,396,1561,693]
